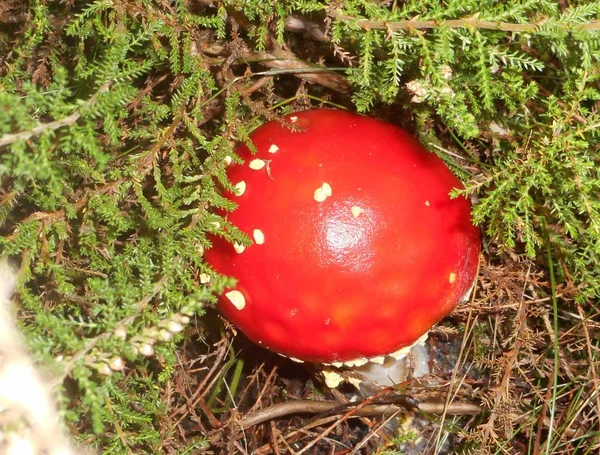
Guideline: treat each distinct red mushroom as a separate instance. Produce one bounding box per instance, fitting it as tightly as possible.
[205,108,480,387]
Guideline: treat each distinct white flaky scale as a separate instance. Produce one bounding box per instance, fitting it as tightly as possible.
[290,116,298,123]
[322,370,343,388]
[330,357,369,368]
[387,331,430,360]
[200,273,211,284]
[233,242,246,254]
[369,356,385,365]
[347,377,363,389]
[225,290,246,310]
[351,206,363,218]
[268,144,279,154]
[223,155,232,166]
[313,182,332,202]
[253,229,265,245]
[234,181,246,196]
[449,272,457,284]
[249,158,266,170]
[425,200,430,206]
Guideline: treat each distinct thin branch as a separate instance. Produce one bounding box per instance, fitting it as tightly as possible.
[252,47,350,94]
[330,11,600,33]
[239,397,481,430]
[0,82,111,148]
[285,15,329,42]
[49,276,168,389]
[202,44,350,94]
[7,112,183,240]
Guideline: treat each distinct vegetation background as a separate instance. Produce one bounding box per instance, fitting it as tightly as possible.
[1,0,599,453]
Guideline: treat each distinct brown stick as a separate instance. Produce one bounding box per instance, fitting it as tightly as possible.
[239,398,481,429]
[330,11,600,33]
[251,48,350,94]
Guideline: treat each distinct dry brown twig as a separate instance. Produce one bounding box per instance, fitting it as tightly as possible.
[329,10,600,33]
[251,47,351,95]
[480,263,533,449]
[239,397,481,430]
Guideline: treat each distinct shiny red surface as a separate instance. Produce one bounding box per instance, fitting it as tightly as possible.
[205,109,480,363]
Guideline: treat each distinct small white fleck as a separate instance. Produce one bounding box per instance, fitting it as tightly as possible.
[314,182,332,202]
[226,290,246,310]
[234,181,246,196]
[200,273,211,284]
[223,155,232,166]
[56,355,64,362]
[345,358,368,367]
[369,356,385,365]
[325,318,331,325]
[290,116,298,123]
[253,229,265,245]
[449,272,457,284]
[323,370,343,388]
[314,188,327,202]
[268,144,279,154]
[211,221,221,229]
[249,158,265,170]
[348,377,363,389]
[425,200,430,206]
[351,206,363,218]
[233,242,246,254]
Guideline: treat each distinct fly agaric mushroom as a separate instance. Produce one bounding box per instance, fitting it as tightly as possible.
[205,109,480,389]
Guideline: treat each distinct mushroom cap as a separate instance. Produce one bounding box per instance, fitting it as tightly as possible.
[205,109,480,363]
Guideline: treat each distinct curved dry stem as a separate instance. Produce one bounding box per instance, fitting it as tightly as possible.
[239,397,481,430]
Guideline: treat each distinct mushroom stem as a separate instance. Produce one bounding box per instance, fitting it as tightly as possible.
[354,340,431,395]
[320,334,432,392]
